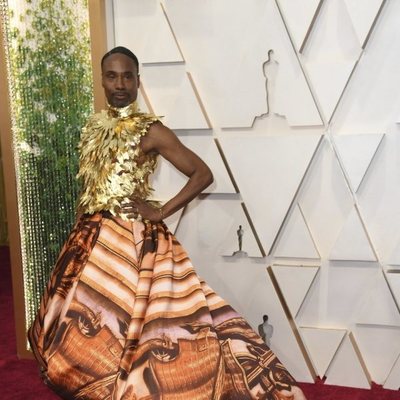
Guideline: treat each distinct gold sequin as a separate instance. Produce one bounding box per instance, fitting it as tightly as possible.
[76,102,160,220]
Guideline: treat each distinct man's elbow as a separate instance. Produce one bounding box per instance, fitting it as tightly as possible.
[207,170,214,186]
[202,167,214,189]
[192,163,213,191]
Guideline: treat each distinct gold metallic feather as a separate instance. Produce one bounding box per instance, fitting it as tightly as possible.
[76,102,160,220]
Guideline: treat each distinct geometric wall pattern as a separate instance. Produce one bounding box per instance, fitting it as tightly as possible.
[108,0,400,390]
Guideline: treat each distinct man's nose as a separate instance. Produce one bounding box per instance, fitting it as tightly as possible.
[115,76,125,89]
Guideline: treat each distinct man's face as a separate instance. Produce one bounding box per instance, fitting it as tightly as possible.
[102,53,140,107]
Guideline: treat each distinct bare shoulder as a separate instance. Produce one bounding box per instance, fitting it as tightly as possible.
[141,118,213,182]
[148,120,176,139]
[141,120,181,154]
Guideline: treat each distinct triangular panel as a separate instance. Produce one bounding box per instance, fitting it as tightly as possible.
[277,0,322,51]
[113,0,183,63]
[356,271,400,327]
[165,0,322,128]
[384,353,400,390]
[385,272,400,309]
[299,138,354,258]
[329,207,376,261]
[343,0,386,48]
[388,242,400,266]
[333,133,384,192]
[220,135,321,254]
[305,61,356,122]
[176,198,263,258]
[302,0,362,121]
[331,0,400,132]
[141,65,209,130]
[300,327,346,378]
[325,334,371,389]
[355,324,400,385]
[273,204,320,259]
[271,265,319,317]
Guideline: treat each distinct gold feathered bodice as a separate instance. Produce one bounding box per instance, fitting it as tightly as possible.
[76,102,160,219]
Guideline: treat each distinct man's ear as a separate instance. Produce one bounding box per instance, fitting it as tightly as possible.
[137,74,141,88]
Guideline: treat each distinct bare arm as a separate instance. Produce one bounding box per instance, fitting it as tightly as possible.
[123,121,213,222]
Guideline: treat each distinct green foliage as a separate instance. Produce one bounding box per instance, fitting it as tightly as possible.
[6,0,93,326]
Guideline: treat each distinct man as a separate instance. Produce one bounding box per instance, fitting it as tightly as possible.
[29,46,307,400]
[100,46,213,221]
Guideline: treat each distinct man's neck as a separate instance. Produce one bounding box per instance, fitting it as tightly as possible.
[107,101,139,119]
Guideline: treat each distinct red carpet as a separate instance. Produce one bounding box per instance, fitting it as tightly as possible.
[0,245,399,399]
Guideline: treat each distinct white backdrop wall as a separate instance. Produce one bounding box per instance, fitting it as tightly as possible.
[106,0,400,389]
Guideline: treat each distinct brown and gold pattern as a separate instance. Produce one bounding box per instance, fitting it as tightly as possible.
[29,215,301,400]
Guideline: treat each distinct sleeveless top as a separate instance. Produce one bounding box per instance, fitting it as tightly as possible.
[76,102,160,220]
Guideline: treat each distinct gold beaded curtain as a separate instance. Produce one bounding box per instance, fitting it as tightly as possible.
[0,0,93,334]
